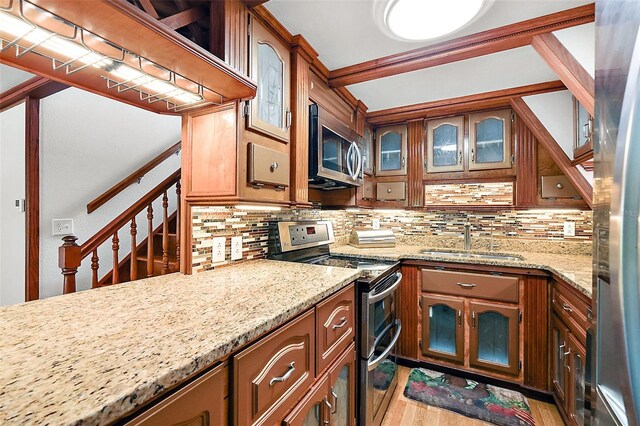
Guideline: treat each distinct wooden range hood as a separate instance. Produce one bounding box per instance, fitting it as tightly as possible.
[0,0,257,114]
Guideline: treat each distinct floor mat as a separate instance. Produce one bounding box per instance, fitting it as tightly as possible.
[403,368,535,426]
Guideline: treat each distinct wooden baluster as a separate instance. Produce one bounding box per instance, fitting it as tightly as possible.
[162,191,169,274]
[130,217,138,281]
[175,181,181,265]
[147,204,154,277]
[91,249,99,288]
[59,235,81,294]
[112,231,120,284]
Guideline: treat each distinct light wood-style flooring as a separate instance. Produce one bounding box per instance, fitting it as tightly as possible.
[381,366,564,426]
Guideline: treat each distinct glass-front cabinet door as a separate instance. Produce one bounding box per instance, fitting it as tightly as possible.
[568,333,587,426]
[551,315,569,409]
[328,345,356,426]
[420,295,464,364]
[249,18,291,143]
[362,126,374,175]
[469,109,512,170]
[425,116,465,173]
[283,375,329,426]
[573,97,594,160]
[375,124,407,176]
[469,301,519,375]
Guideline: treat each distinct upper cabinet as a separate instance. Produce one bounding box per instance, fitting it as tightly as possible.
[248,17,291,143]
[376,124,408,176]
[469,109,513,170]
[425,116,464,173]
[362,126,375,176]
[573,97,594,161]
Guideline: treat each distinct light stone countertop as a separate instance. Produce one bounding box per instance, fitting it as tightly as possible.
[331,244,593,298]
[0,260,360,425]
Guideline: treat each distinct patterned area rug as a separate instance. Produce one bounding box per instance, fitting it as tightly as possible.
[404,368,535,426]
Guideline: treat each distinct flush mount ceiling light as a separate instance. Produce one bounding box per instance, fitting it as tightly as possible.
[377,0,493,42]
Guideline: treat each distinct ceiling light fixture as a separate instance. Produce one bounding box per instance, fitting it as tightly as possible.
[0,0,218,111]
[378,0,492,42]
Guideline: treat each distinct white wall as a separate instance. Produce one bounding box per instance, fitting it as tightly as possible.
[0,64,34,93]
[523,90,593,183]
[553,23,595,77]
[39,88,181,298]
[0,103,26,306]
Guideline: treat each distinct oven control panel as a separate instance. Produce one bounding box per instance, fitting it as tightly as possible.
[289,223,330,246]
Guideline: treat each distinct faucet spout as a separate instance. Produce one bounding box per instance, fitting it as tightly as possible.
[464,221,471,251]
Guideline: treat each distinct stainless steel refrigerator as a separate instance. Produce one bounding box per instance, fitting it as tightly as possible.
[593,1,640,425]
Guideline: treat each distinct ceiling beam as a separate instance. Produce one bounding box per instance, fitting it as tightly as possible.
[160,6,205,30]
[510,97,592,208]
[137,0,159,19]
[0,76,67,112]
[328,4,594,88]
[367,80,566,126]
[531,32,594,115]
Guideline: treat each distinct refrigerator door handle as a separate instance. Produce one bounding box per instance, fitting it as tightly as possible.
[610,28,640,426]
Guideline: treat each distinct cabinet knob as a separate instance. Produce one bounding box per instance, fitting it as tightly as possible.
[270,162,279,172]
[387,188,392,193]
[556,183,564,189]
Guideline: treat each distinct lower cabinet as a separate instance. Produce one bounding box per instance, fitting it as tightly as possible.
[421,294,464,364]
[284,343,356,426]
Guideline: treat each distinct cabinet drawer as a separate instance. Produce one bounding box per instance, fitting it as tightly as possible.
[552,288,589,344]
[421,269,519,303]
[127,362,228,426]
[234,309,315,425]
[541,175,581,199]
[316,284,355,374]
[248,143,289,188]
[377,182,406,201]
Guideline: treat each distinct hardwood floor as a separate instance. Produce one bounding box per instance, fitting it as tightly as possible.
[381,366,564,426]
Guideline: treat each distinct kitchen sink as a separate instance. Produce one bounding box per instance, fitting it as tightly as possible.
[419,249,524,262]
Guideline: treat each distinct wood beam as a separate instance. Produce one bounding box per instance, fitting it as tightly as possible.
[328,4,594,88]
[367,80,566,126]
[137,0,159,19]
[25,97,40,302]
[531,33,594,115]
[159,6,205,30]
[0,76,67,113]
[172,0,205,46]
[510,97,592,208]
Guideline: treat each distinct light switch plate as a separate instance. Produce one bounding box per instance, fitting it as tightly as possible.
[212,237,226,262]
[52,219,74,236]
[231,236,243,260]
[563,221,576,237]
[372,219,380,230]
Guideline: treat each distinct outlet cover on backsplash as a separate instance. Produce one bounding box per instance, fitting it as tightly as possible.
[212,237,226,263]
[372,219,380,229]
[231,236,243,260]
[563,222,576,237]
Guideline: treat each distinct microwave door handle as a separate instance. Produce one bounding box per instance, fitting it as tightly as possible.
[346,142,354,178]
[352,142,362,180]
[368,272,402,304]
[367,320,402,371]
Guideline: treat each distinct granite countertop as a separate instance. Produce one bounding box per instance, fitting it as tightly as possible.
[331,244,592,298]
[0,260,360,425]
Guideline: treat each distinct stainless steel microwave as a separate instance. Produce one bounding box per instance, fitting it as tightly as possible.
[309,104,363,190]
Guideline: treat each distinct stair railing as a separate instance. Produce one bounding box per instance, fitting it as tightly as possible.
[59,169,181,294]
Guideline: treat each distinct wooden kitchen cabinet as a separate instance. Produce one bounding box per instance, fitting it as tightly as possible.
[316,284,355,374]
[468,301,520,376]
[420,294,465,364]
[573,97,594,161]
[568,332,587,426]
[248,15,291,143]
[375,124,408,176]
[362,126,375,175]
[551,314,569,410]
[469,109,512,171]
[425,116,465,173]
[282,375,330,426]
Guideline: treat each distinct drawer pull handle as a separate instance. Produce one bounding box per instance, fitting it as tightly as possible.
[556,182,564,189]
[562,303,573,313]
[387,188,392,193]
[269,361,296,386]
[270,162,279,172]
[332,317,348,330]
[457,282,477,288]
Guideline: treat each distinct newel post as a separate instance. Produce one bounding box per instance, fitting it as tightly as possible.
[59,235,81,294]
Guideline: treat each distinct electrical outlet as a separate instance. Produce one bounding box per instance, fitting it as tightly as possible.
[372,219,380,230]
[52,219,74,236]
[563,221,576,237]
[231,236,243,260]
[212,237,226,262]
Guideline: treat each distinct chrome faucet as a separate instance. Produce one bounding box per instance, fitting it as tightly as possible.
[464,221,471,251]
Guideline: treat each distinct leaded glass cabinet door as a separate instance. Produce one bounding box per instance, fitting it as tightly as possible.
[425,116,464,173]
[249,18,291,143]
[375,124,407,176]
[469,301,519,375]
[469,109,512,170]
[420,295,464,364]
[551,314,569,409]
[328,344,356,426]
[283,375,329,426]
[573,97,594,160]
[568,333,587,426]
[362,126,374,175]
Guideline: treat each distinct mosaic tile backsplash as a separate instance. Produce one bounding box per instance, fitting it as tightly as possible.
[191,207,592,272]
[424,182,514,206]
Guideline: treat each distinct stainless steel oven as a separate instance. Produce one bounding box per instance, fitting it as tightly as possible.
[309,104,363,190]
[360,271,402,426]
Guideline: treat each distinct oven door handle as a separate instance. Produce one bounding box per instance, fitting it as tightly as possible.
[368,272,402,304]
[367,319,402,372]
